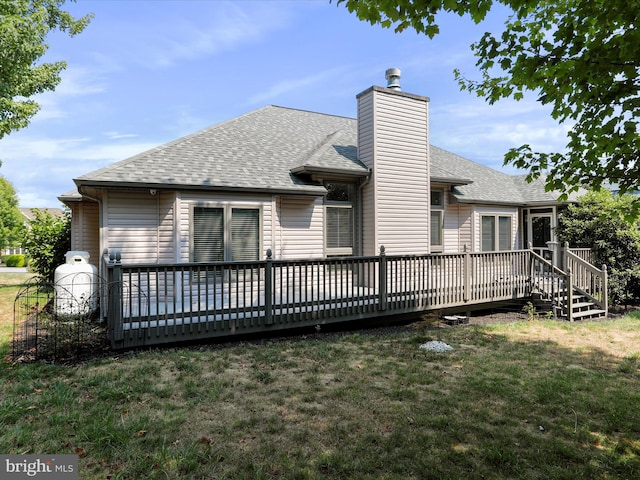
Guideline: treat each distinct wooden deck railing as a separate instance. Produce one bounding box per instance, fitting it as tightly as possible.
[563,244,608,312]
[103,248,566,349]
[528,250,571,320]
[567,247,596,265]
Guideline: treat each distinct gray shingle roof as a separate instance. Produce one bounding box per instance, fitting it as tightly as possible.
[74,105,570,205]
[75,106,366,196]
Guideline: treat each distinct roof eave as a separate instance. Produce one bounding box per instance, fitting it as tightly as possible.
[431,176,474,186]
[290,165,370,179]
[452,196,526,207]
[74,179,328,197]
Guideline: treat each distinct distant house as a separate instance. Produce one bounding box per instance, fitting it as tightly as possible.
[19,208,64,223]
[59,70,577,270]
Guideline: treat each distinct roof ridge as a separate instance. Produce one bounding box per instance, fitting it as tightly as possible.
[269,105,355,121]
[296,129,346,169]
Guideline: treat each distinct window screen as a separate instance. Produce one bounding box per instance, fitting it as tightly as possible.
[231,208,260,261]
[430,210,443,247]
[498,216,511,251]
[481,216,495,251]
[193,207,224,262]
[326,206,353,250]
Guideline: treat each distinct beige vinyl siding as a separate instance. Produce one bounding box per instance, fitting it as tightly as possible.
[358,91,377,256]
[105,190,176,263]
[472,206,518,252]
[70,200,100,265]
[277,196,324,260]
[456,203,473,251]
[358,87,429,256]
[442,200,472,253]
[178,191,273,262]
[157,191,176,263]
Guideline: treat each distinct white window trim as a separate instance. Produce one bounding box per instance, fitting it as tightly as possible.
[324,203,354,256]
[324,183,355,257]
[480,214,512,252]
[430,189,445,252]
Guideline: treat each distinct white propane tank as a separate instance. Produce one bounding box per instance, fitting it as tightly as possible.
[54,251,99,316]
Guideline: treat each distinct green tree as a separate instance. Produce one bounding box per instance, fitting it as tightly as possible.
[556,190,640,306]
[0,0,92,138]
[336,0,640,214]
[22,208,71,282]
[0,177,26,250]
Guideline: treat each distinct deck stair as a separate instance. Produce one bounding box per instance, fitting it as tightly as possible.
[560,292,607,320]
[533,274,607,321]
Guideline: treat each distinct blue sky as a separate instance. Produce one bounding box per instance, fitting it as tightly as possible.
[0,0,568,208]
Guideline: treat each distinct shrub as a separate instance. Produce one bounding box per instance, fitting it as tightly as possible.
[22,209,71,282]
[608,268,640,308]
[3,254,25,267]
[556,190,640,307]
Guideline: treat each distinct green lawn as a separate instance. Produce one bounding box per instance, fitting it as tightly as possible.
[1,271,639,479]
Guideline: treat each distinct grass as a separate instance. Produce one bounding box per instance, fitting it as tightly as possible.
[1,271,640,479]
[0,271,33,356]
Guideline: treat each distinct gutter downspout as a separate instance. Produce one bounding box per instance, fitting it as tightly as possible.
[357,169,373,257]
[77,186,106,319]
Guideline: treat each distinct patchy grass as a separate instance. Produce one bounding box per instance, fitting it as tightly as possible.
[1,273,639,478]
[0,271,34,357]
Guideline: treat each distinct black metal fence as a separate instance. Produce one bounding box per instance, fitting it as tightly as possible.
[11,276,108,363]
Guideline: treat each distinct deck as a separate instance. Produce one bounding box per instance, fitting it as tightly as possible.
[103,247,606,349]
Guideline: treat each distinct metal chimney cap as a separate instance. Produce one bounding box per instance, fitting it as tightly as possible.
[385,68,401,91]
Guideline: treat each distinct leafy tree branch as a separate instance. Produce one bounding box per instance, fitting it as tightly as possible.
[0,0,92,138]
[335,0,640,215]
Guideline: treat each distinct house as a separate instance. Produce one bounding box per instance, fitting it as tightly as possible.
[20,207,64,222]
[58,69,604,348]
[59,69,576,269]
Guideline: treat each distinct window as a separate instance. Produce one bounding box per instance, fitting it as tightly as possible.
[481,215,512,251]
[231,209,260,261]
[430,190,444,251]
[499,216,511,250]
[325,183,353,256]
[193,207,224,262]
[430,211,443,248]
[192,206,260,262]
[431,190,444,208]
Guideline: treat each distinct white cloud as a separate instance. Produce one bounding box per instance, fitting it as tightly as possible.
[429,95,572,175]
[56,67,107,97]
[104,132,140,140]
[432,97,548,119]
[246,67,351,105]
[1,134,161,206]
[120,2,292,69]
[28,66,108,123]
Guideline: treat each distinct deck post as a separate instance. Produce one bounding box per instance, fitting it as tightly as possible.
[379,246,387,311]
[527,242,535,283]
[561,242,569,272]
[602,264,608,316]
[463,244,470,302]
[107,250,124,344]
[566,266,574,322]
[265,249,273,325]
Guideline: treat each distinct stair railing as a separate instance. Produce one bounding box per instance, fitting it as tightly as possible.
[528,248,572,321]
[562,243,608,315]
